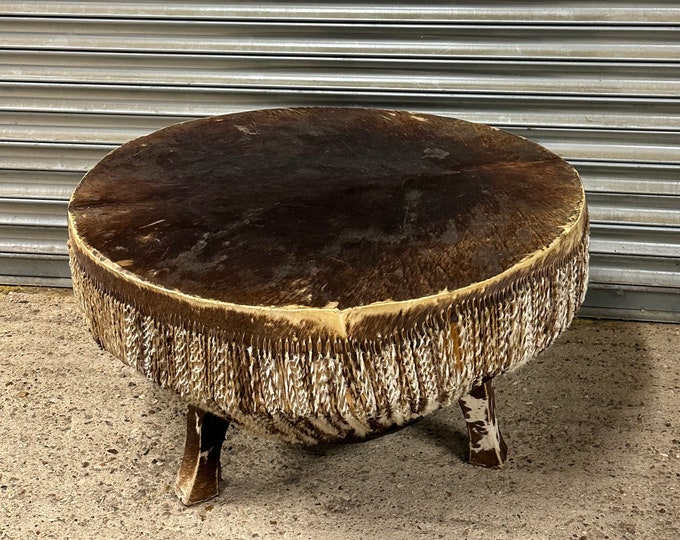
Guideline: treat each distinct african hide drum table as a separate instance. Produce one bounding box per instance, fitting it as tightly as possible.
[68,107,589,505]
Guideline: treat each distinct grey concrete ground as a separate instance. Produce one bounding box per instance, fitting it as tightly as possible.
[1,287,679,539]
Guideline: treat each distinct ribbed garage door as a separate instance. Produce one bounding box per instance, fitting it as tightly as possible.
[1,2,678,321]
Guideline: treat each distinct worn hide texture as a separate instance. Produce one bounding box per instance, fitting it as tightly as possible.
[68,107,589,444]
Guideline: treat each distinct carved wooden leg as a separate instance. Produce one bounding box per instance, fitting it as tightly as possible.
[174,405,230,505]
[458,378,508,468]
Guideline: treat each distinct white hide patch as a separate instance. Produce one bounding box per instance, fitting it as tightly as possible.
[460,393,503,452]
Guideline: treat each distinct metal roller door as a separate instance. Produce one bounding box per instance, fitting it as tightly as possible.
[1,1,678,321]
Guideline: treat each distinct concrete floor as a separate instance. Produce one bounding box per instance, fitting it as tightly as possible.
[1,287,678,539]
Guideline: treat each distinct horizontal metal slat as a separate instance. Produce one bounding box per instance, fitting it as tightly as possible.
[1,141,112,172]
[2,254,677,318]
[506,127,680,164]
[0,113,680,154]
[589,253,680,288]
[575,162,680,196]
[3,51,680,97]
[1,2,679,24]
[1,139,678,184]
[0,111,184,145]
[0,169,81,199]
[582,284,680,323]
[13,217,680,260]
[0,252,71,284]
[589,224,680,258]
[3,115,679,165]
[2,17,679,61]
[0,198,67,227]
[3,90,680,132]
[2,238,678,306]
[3,204,677,257]
[0,225,67,255]
[587,193,680,226]
[4,216,677,267]
[1,201,677,257]
[6,83,680,127]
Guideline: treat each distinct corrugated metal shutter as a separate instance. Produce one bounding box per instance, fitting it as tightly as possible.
[1,1,678,321]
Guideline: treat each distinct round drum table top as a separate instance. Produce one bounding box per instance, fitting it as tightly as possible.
[68,107,589,443]
[69,108,586,336]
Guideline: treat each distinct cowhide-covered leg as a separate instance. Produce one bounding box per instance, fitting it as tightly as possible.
[458,377,508,468]
[174,405,230,505]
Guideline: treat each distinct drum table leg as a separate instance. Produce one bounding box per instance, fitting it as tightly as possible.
[175,405,230,505]
[458,378,508,468]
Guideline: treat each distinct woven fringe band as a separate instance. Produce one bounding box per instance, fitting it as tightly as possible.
[70,235,588,445]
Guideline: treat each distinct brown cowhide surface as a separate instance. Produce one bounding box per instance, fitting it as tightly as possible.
[68,108,589,443]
